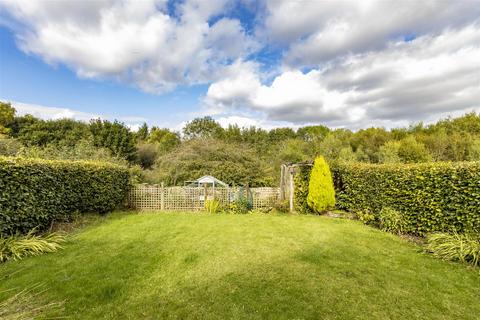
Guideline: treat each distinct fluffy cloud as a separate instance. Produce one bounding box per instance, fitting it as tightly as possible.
[206,25,480,128]
[262,0,480,66]
[13,101,101,121]
[10,101,148,130]
[0,0,256,93]
[2,0,480,129]
[216,115,296,131]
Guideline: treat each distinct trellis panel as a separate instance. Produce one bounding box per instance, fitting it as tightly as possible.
[128,185,280,211]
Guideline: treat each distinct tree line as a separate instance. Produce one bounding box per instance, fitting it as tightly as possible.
[1,101,479,186]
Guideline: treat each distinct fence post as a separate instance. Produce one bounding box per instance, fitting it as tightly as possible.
[160,182,165,211]
[204,184,208,205]
[280,164,285,201]
[289,168,294,213]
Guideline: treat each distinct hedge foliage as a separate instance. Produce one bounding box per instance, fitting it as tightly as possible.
[293,165,313,214]
[333,161,480,235]
[307,156,336,213]
[0,157,130,235]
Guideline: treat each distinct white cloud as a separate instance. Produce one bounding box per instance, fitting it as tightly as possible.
[206,18,259,61]
[0,0,256,93]
[12,101,102,121]
[2,0,480,130]
[216,115,297,130]
[9,101,149,129]
[262,0,480,66]
[206,25,480,129]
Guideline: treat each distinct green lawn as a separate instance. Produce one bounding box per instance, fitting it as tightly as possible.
[1,212,479,319]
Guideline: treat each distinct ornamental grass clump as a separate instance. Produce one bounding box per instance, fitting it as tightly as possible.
[204,200,221,214]
[0,230,66,263]
[307,156,335,213]
[426,232,480,267]
[0,285,64,319]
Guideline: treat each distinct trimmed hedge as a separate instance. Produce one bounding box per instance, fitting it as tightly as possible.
[307,157,336,213]
[333,162,480,235]
[0,157,130,235]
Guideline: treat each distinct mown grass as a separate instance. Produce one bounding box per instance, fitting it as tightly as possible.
[0,212,479,319]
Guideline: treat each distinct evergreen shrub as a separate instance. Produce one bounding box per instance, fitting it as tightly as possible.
[307,156,336,213]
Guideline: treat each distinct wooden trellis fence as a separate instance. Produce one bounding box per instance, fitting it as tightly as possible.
[128,184,280,211]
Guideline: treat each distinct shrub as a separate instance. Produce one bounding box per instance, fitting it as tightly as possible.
[426,232,480,267]
[355,209,376,226]
[0,157,131,235]
[307,156,335,213]
[0,135,22,156]
[333,161,480,235]
[205,200,221,214]
[136,142,158,169]
[0,230,66,263]
[273,200,289,213]
[228,197,252,214]
[378,207,405,234]
[293,165,313,214]
[397,136,431,163]
[152,139,274,186]
[16,139,127,165]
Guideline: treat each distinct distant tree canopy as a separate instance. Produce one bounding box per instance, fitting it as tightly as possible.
[0,102,16,134]
[149,139,274,187]
[297,125,330,142]
[183,116,224,140]
[89,119,137,162]
[16,118,90,147]
[135,122,149,142]
[147,127,180,152]
[1,100,480,186]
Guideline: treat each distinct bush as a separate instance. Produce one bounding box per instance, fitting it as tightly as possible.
[293,165,313,214]
[307,156,335,213]
[378,207,405,234]
[0,135,22,156]
[151,139,274,187]
[0,230,66,263]
[16,139,128,165]
[426,232,480,267]
[273,200,289,213]
[355,209,376,226]
[228,197,252,214]
[333,161,480,235]
[0,157,131,235]
[136,142,158,169]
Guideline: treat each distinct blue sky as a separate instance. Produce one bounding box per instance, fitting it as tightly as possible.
[0,0,479,130]
[0,24,209,129]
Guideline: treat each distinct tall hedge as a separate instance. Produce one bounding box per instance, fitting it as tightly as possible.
[293,165,313,214]
[307,156,336,213]
[333,161,480,235]
[0,157,130,235]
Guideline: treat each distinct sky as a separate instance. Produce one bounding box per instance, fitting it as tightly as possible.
[0,0,479,131]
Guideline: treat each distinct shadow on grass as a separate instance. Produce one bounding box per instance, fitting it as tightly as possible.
[120,244,480,320]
